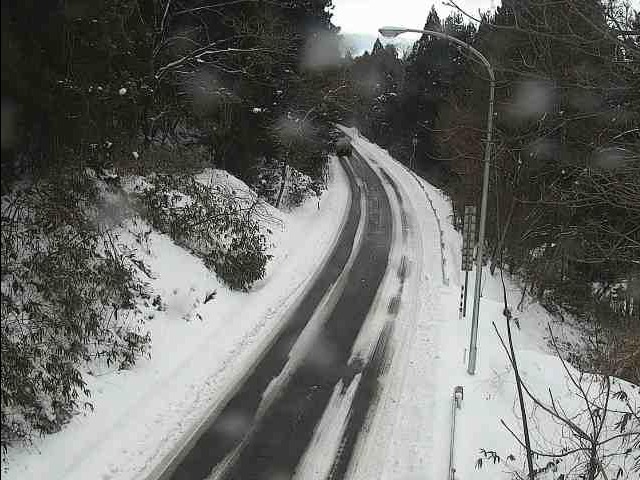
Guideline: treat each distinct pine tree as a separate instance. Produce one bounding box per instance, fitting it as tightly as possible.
[396,6,450,177]
[372,38,384,56]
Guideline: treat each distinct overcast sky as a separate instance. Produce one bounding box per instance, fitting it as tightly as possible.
[331,0,498,34]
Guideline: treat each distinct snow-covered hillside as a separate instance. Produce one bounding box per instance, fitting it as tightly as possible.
[1,160,350,480]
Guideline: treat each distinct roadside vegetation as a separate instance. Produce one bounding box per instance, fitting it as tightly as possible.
[343,0,639,384]
[1,0,342,452]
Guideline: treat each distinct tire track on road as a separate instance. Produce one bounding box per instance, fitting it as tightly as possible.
[326,157,413,480]
[216,153,393,480]
[163,153,394,480]
[400,165,449,286]
[161,157,362,480]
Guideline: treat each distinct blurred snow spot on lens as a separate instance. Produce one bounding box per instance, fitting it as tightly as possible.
[302,31,341,70]
[273,115,317,144]
[628,277,640,300]
[305,335,339,372]
[590,147,637,171]
[212,410,251,441]
[525,138,559,162]
[351,69,380,96]
[508,81,555,120]
[267,469,289,480]
[569,89,602,112]
[185,71,234,117]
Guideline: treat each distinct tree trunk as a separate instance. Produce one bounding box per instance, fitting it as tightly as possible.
[506,312,536,480]
[275,161,287,208]
[490,197,516,275]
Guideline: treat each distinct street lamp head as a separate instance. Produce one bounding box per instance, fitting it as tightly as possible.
[378,26,408,38]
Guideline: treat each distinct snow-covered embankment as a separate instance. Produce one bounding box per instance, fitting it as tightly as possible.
[2,158,350,480]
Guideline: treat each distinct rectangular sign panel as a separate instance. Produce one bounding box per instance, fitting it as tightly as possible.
[461,205,477,271]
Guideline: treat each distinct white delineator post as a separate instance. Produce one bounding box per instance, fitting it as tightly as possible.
[448,386,464,480]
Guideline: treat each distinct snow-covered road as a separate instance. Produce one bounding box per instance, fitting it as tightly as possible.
[164,146,398,479]
[2,162,353,480]
[6,130,636,480]
[333,130,639,480]
[323,127,459,480]
[0,131,466,480]
[161,129,463,479]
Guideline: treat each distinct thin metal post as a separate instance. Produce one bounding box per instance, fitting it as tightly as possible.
[448,395,457,479]
[467,74,495,375]
[462,271,469,317]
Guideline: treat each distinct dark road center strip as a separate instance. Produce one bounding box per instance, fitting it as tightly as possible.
[164,156,363,480]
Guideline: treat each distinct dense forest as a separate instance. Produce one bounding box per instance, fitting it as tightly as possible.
[344,0,639,384]
[1,0,344,184]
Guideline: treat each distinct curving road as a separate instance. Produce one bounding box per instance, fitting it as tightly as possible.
[159,150,401,480]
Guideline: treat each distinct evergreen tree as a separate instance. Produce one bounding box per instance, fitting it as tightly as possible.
[372,38,384,56]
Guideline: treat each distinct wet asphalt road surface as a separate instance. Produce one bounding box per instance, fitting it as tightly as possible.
[166,152,395,480]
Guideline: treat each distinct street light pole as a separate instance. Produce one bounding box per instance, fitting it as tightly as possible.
[379,26,495,375]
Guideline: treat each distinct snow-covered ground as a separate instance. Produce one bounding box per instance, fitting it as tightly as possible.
[337,128,639,480]
[3,132,638,480]
[1,159,350,480]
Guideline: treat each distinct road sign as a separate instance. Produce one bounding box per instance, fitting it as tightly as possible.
[460,205,477,318]
[461,205,477,272]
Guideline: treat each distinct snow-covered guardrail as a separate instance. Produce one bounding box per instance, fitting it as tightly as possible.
[399,165,449,286]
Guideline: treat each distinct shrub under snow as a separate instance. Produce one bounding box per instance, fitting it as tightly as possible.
[138,172,271,291]
[1,172,150,452]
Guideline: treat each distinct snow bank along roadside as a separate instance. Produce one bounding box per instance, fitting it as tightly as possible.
[1,157,350,480]
[337,128,639,480]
